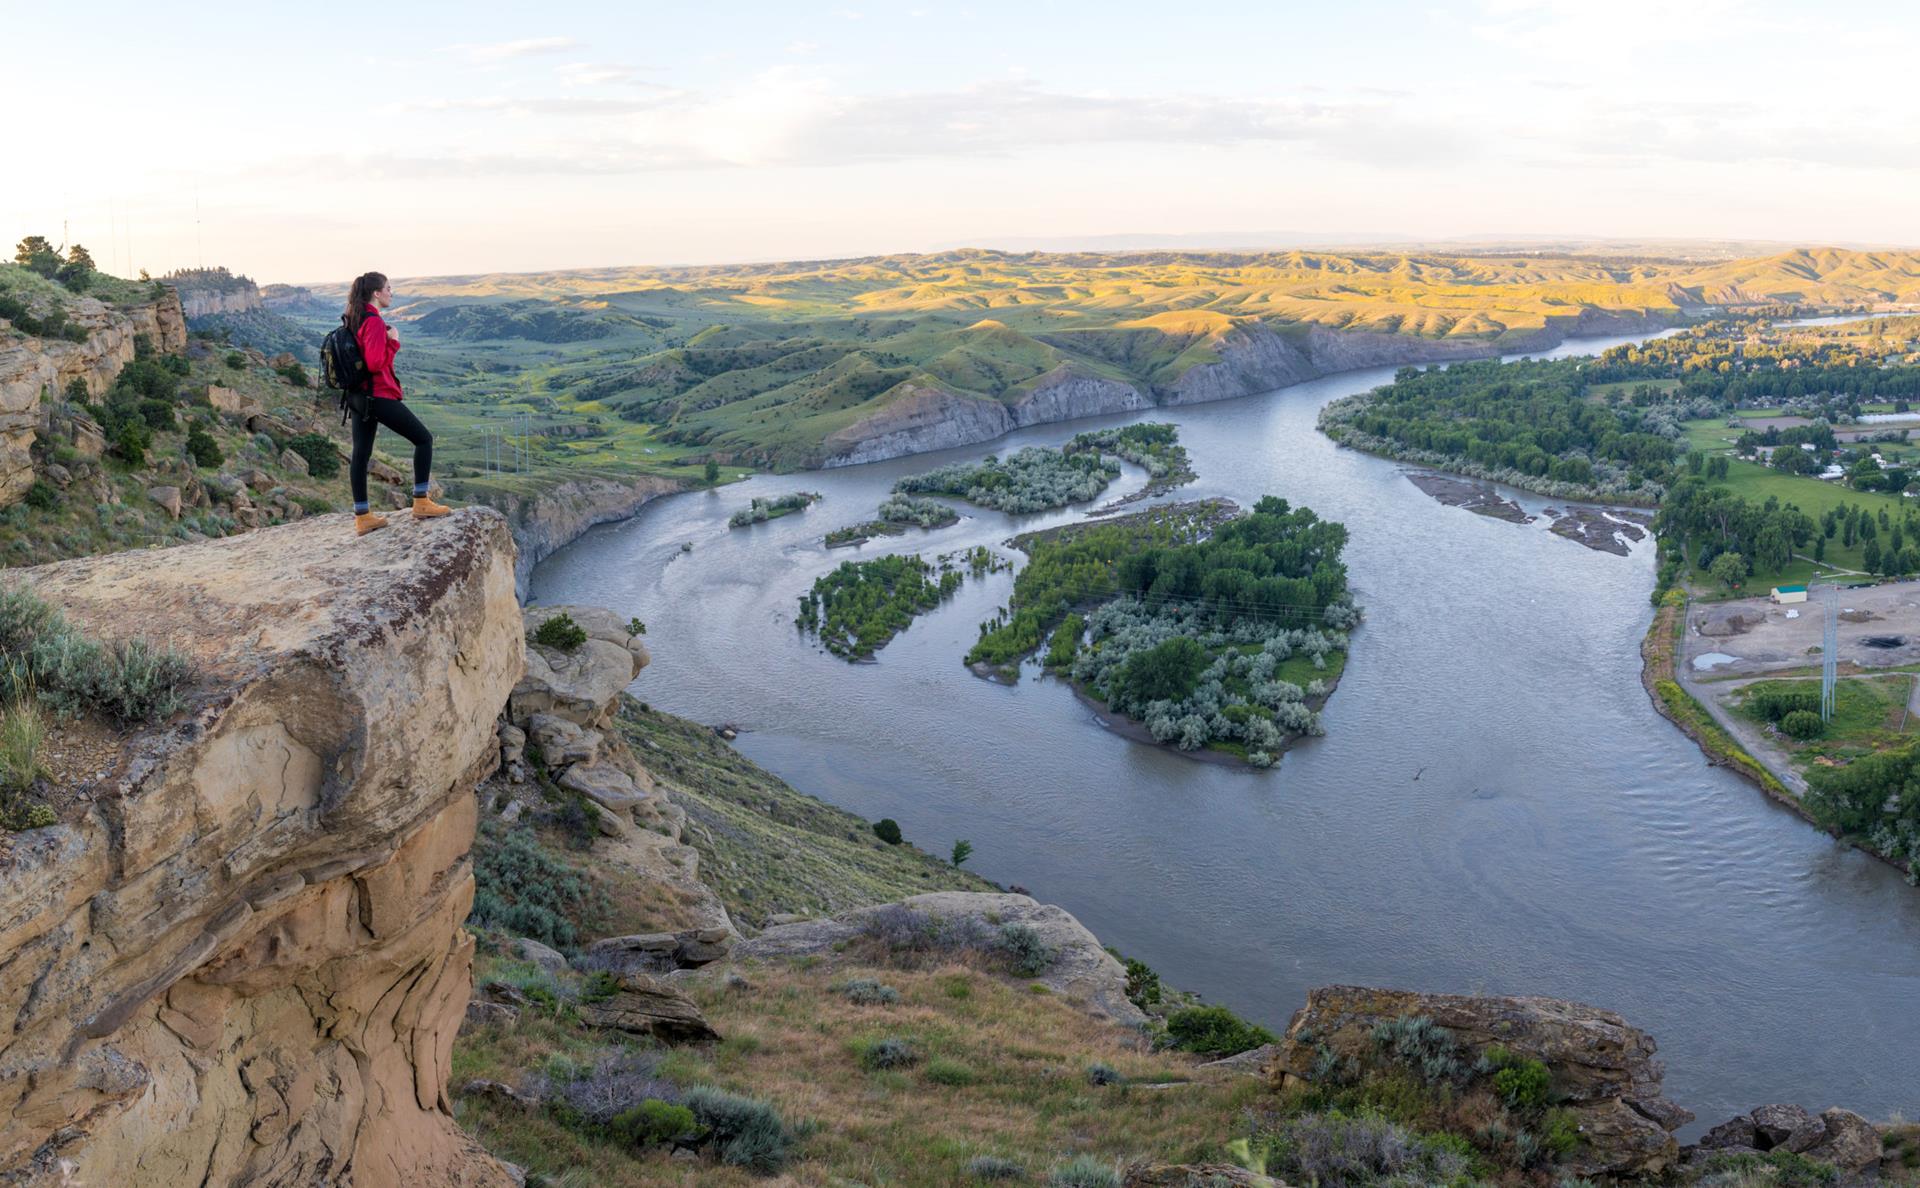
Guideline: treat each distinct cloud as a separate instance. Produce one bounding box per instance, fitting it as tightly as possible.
[416,95,680,117]
[623,72,1476,169]
[445,37,581,64]
[556,61,673,88]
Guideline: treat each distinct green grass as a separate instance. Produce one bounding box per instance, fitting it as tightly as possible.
[612,699,992,922]
[1735,676,1917,768]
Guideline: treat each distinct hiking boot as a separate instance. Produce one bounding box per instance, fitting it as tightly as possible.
[355,511,389,536]
[412,495,452,519]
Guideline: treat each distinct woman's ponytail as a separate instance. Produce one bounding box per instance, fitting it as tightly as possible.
[345,271,388,332]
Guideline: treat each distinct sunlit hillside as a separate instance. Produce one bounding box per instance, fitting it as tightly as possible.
[326,248,1920,342]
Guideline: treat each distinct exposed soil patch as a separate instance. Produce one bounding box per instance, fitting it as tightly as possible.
[1840,609,1880,623]
[1404,471,1530,523]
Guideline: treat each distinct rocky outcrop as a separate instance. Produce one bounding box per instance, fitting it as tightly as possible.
[0,507,523,1186]
[1697,1105,1884,1172]
[488,605,735,941]
[463,475,683,601]
[1267,985,1689,1177]
[820,367,1154,467]
[0,288,186,506]
[814,311,1673,468]
[733,891,1146,1026]
[575,973,719,1042]
[165,268,263,318]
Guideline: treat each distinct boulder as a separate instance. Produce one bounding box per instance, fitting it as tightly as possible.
[584,927,736,973]
[525,713,602,766]
[511,608,648,726]
[206,384,260,419]
[1123,1162,1270,1187]
[248,411,296,440]
[71,412,106,458]
[1751,1103,1826,1153]
[511,937,568,975]
[736,892,1145,1026]
[43,463,71,489]
[576,973,719,1043]
[1269,986,1686,1177]
[1,507,524,1185]
[268,352,297,369]
[1698,1114,1758,1151]
[146,485,182,519]
[238,467,275,493]
[1806,1108,1881,1171]
[498,721,526,764]
[279,447,310,477]
[558,761,646,811]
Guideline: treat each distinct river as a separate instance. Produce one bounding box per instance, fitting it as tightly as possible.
[531,329,1920,1132]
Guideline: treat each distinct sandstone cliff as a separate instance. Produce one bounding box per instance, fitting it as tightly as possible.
[458,474,684,601]
[0,289,186,505]
[815,310,1673,467]
[0,507,522,1187]
[164,268,264,319]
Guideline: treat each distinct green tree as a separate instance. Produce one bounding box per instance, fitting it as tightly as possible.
[56,244,95,291]
[286,433,340,479]
[872,818,902,845]
[1115,636,1209,704]
[13,236,59,278]
[950,839,973,867]
[186,425,223,468]
[704,459,720,485]
[1708,551,1747,592]
[1864,539,1883,574]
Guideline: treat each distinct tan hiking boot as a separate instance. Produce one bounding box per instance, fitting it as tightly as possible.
[412,495,452,518]
[355,511,389,536]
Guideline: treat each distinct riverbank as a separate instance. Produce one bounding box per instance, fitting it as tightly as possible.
[1655,586,1920,879]
[450,471,687,599]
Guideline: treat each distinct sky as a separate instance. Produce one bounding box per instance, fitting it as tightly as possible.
[4,0,1917,284]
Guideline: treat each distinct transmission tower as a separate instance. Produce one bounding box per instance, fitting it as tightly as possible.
[1821,583,1838,722]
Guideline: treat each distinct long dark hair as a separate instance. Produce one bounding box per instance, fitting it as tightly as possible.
[345,271,387,332]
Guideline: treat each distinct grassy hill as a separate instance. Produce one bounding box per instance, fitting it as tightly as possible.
[275,247,1920,476]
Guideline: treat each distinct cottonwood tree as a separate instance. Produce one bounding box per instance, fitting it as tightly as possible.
[1708,551,1747,591]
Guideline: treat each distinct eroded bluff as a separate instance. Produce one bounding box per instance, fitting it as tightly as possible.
[0,507,524,1187]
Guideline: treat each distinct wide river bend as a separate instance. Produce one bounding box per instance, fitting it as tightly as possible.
[533,331,1920,1131]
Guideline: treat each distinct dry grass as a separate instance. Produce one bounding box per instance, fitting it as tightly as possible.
[453,954,1257,1186]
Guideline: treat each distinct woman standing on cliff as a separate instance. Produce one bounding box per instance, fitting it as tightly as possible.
[344,271,450,535]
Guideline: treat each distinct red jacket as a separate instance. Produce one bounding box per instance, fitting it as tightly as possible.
[356,308,404,400]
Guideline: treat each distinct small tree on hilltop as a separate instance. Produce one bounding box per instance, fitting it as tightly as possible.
[950,839,973,868]
[14,237,60,278]
[57,244,95,291]
[1708,551,1747,592]
[872,818,902,845]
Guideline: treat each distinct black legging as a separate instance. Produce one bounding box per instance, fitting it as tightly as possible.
[349,397,433,507]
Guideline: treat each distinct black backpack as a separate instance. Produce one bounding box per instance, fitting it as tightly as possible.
[319,316,372,424]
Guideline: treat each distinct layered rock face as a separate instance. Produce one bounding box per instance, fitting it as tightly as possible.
[814,310,1673,468]
[0,289,186,506]
[0,508,523,1186]
[165,269,264,318]
[820,370,1153,467]
[465,476,683,600]
[492,605,734,940]
[1268,985,1692,1177]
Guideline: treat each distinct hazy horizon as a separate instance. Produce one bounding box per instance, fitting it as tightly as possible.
[8,0,1919,285]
